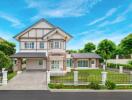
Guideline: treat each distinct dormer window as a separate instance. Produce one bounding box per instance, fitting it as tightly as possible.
[25,42,34,49]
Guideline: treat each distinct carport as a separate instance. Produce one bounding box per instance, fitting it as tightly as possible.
[10,52,47,71]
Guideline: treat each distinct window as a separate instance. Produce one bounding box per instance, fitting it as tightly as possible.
[78,60,89,67]
[66,59,72,67]
[54,41,60,48]
[50,40,61,49]
[38,60,43,65]
[40,41,44,48]
[25,42,34,49]
[51,60,59,70]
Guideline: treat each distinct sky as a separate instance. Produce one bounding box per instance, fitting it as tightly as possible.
[0,0,132,51]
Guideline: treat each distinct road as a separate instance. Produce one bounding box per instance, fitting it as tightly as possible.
[0,90,132,100]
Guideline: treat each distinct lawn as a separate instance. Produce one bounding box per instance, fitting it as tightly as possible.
[7,72,17,80]
[51,69,132,84]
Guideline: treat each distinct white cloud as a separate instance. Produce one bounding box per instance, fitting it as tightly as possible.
[25,0,102,20]
[88,8,117,26]
[0,12,25,28]
[98,16,125,27]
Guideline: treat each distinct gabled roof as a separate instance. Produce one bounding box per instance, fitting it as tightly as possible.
[14,18,55,39]
[42,27,73,40]
[71,53,101,59]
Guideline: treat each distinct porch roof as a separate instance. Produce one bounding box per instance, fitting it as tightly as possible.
[10,52,46,58]
[71,53,101,59]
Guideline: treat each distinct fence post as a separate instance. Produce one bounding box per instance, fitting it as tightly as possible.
[101,71,107,85]
[130,71,132,84]
[119,66,123,73]
[74,70,78,86]
[2,68,8,85]
[47,71,50,84]
[103,64,106,70]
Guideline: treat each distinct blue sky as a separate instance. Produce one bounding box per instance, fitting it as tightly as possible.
[0,0,132,51]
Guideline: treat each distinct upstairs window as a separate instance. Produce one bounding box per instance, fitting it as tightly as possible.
[40,41,44,48]
[25,42,34,49]
[50,40,61,49]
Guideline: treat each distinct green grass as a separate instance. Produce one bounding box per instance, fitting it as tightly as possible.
[51,69,132,84]
[7,72,16,80]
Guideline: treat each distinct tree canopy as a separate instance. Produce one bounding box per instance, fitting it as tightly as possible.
[0,51,12,69]
[96,39,116,60]
[119,34,132,56]
[84,42,96,53]
[0,37,16,56]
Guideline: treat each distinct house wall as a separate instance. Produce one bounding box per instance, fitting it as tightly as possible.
[73,58,99,69]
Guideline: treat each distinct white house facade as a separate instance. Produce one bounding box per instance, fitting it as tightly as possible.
[11,18,101,75]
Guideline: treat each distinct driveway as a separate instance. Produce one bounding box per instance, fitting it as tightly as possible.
[0,71,47,90]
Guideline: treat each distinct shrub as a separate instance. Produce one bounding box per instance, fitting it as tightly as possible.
[48,83,64,89]
[128,60,132,65]
[105,81,116,90]
[89,82,101,90]
[0,51,12,69]
[107,63,132,70]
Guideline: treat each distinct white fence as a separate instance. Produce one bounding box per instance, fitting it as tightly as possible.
[107,59,131,64]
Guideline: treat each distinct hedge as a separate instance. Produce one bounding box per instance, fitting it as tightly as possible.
[107,63,132,70]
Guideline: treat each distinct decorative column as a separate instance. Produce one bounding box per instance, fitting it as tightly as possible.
[74,70,78,86]
[119,66,123,73]
[2,68,8,85]
[101,71,107,85]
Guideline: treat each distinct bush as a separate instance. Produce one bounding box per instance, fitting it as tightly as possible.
[107,63,132,70]
[48,83,64,89]
[0,51,12,69]
[105,81,116,90]
[128,60,132,65]
[89,82,101,89]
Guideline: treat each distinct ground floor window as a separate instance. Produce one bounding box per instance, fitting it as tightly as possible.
[51,60,59,70]
[38,60,43,65]
[78,60,89,67]
[66,59,72,67]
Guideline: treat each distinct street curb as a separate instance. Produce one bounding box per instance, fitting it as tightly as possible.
[49,89,132,92]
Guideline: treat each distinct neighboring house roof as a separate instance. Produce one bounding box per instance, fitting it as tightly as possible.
[10,52,46,58]
[71,53,101,59]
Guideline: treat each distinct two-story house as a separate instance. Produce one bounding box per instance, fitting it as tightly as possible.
[11,18,101,75]
[11,18,72,73]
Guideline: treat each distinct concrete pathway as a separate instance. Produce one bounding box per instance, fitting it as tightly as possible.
[0,71,47,90]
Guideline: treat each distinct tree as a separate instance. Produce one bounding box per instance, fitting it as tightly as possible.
[96,39,116,61]
[78,49,84,53]
[66,50,77,54]
[0,51,12,69]
[84,42,96,53]
[119,34,132,56]
[0,37,16,56]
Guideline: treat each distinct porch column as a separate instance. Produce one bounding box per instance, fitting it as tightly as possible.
[63,54,66,71]
[89,58,91,68]
[47,57,50,71]
[16,58,22,71]
[73,58,77,69]
[96,59,99,68]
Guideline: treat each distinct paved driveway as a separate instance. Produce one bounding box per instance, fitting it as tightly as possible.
[0,71,47,90]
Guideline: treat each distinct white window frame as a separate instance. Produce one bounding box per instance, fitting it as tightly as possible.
[51,60,60,70]
[50,40,61,49]
[78,59,89,67]
[40,41,44,48]
[25,42,34,49]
